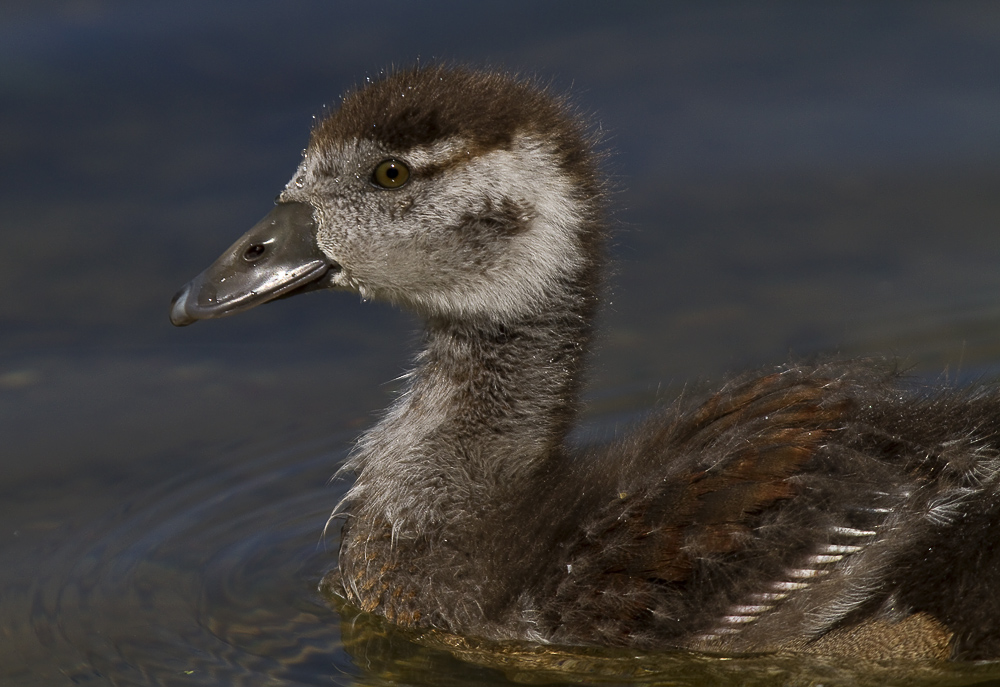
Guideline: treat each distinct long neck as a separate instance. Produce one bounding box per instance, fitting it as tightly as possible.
[335,171,603,631]
[334,287,595,632]
[344,288,595,535]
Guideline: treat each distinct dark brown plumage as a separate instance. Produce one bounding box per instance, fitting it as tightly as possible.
[170,65,1000,661]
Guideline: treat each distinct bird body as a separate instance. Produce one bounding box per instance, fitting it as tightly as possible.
[171,66,1000,660]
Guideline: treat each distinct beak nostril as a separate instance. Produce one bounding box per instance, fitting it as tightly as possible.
[243,244,266,262]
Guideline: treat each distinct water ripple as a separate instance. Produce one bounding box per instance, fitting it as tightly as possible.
[28,436,353,686]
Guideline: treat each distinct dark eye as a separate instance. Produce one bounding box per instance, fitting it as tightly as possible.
[372,159,410,189]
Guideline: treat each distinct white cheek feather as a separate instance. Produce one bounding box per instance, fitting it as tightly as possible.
[409,135,588,320]
[295,135,589,321]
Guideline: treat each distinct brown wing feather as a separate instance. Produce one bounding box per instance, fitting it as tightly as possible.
[629,374,848,582]
[553,370,855,642]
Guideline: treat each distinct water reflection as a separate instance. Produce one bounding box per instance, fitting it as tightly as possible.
[19,435,349,685]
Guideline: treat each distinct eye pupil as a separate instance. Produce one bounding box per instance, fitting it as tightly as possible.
[373,159,410,188]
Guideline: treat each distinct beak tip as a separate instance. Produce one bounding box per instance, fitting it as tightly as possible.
[169,286,197,327]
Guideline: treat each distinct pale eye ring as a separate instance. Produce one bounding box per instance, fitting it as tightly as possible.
[372,159,410,189]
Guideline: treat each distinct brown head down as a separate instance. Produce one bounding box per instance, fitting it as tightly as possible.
[279,65,604,323]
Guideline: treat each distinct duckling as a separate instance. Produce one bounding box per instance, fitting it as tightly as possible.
[170,65,1000,661]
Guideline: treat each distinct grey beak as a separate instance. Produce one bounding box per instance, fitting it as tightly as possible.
[169,202,337,326]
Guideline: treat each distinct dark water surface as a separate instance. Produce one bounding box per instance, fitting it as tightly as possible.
[3,2,1000,685]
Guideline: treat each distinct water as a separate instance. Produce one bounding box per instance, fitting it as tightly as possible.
[3,2,1000,685]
